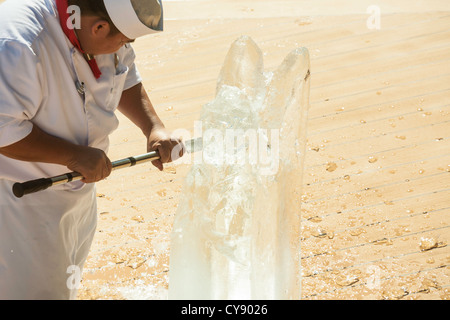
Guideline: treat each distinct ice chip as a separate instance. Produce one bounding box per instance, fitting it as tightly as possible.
[168,36,310,300]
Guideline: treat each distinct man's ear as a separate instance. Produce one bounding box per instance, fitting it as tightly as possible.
[91,20,111,38]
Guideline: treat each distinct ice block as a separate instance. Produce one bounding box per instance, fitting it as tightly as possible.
[169,36,310,300]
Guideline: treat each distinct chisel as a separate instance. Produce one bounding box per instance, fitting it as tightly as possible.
[12,138,202,198]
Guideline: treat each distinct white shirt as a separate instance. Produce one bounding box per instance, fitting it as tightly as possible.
[0,0,142,186]
[0,0,142,299]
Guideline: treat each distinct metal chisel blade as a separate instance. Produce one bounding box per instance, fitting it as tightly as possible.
[184,137,203,154]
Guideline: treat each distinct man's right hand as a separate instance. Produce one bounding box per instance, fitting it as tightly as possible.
[66,145,112,183]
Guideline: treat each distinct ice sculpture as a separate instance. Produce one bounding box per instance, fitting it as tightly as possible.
[168,36,310,300]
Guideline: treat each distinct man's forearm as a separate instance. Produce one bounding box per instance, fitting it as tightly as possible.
[117,82,165,137]
[117,82,184,170]
[0,124,112,183]
[0,124,78,166]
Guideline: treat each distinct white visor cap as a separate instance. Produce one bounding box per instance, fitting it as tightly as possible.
[103,0,163,39]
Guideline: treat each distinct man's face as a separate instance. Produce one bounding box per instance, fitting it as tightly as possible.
[94,32,135,55]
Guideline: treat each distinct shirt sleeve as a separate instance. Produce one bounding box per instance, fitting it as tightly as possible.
[121,43,142,91]
[0,40,42,147]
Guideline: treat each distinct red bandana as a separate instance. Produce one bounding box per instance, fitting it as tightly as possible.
[56,0,102,79]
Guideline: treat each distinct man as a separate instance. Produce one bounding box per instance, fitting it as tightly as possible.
[0,0,182,299]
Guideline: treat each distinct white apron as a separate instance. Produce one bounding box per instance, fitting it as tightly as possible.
[0,0,141,299]
[0,179,97,300]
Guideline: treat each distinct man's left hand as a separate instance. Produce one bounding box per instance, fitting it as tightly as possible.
[147,128,184,171]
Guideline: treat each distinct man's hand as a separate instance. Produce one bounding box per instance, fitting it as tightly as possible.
[66,145,112,183]
[147,127,185,171]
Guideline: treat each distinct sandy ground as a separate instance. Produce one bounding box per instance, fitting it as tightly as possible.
[3,0,447,300]
[75,0,450,300]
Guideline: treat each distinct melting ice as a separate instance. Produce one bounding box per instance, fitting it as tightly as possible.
[169,36,310,299]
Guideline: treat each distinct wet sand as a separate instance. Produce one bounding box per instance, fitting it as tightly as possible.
[42,0,448,299]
